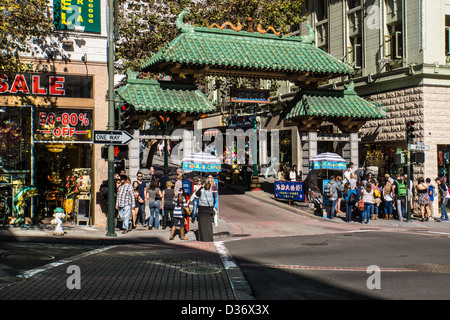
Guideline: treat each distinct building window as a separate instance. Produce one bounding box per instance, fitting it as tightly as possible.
[348,37,362,69]
[446,15,450,62]
[317,0,328,22]
[348,0,361,9]
[385,24,403,61]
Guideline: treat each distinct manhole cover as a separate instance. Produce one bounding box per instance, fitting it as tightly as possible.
[180,266,222,275]
[406,263,450,274]
[2,254,55,261]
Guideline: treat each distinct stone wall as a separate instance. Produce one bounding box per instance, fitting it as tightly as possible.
[360,86,424,144]
[359,86,425,178]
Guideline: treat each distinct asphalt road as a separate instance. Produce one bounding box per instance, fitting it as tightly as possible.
[219,189,450,300]
[2,186,450,302]
[224,232,450,300]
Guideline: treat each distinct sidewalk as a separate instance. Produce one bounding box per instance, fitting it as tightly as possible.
[223,175,450,233]
[0,219,254,300]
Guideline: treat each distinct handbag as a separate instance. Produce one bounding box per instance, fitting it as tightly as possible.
[358,199,364,211]
[204,189,216,217]
[182,206,191,218]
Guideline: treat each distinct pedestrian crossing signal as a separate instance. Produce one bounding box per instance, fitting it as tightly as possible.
[101,145,128,160]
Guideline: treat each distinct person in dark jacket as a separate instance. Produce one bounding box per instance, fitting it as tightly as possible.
[194,179,216,242]
[161,180,175,230]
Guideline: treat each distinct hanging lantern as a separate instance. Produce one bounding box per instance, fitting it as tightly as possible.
[46,143,66,153]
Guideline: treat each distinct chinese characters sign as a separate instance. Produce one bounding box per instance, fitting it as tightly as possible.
[182,162,222,173]
[53,0,101,33]
[274,181,305,201]
[230,88,270,104]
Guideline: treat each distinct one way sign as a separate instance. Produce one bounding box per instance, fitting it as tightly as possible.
[93,130,133,145]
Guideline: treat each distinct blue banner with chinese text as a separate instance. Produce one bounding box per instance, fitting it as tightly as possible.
[274,181,305,202]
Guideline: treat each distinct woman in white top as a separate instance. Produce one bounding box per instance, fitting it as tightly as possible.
[383,177,394,220]
[361,182,374,224]
[188,178,202,220]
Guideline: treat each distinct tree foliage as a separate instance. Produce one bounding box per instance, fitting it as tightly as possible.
[0,0,55,72]
[116,0,306,72]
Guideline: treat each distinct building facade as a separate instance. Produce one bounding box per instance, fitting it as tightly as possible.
[0,0,109,227]
[293,0,450,184]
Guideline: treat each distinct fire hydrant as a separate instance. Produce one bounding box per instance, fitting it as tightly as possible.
[51,207,65,236]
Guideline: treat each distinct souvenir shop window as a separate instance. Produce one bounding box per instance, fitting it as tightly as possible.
[437,145,450,180]
[0,106,32,173]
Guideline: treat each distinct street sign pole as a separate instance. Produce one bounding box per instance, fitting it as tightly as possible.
[406,139,411,222]
[106,0,116,237]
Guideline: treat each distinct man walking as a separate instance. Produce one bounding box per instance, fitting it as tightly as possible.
[136,171,147,226]
[435,178,450,222]
[116,175,135,234]
[393,174,407,221]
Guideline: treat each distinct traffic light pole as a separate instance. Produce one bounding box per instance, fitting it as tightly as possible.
[106,0,117,237]
[405,119,415,222]
[406,139,411,222]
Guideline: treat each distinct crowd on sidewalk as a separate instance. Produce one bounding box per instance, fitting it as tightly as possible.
[101,166,218,242]
[324,163,450,224]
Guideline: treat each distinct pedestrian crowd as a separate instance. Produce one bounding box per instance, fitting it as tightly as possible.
[110,167,218,241]
[324,163,450,224]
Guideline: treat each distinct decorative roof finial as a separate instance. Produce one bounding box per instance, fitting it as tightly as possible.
[300,23,315,44]
[246,17,254,33]
[176,8,194,33]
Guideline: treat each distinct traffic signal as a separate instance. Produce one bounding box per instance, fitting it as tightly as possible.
[413,152,425,163]
[101,145,128,160]
[405,120,415,142]
[118,104,132,129]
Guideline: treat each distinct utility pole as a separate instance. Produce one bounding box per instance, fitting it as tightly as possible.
[405,120,415,222]
[106,0,116,237]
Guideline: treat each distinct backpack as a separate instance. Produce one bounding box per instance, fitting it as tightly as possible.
[397,180,407,197]
[324,182,334,198]
[348,191,358,205]
[384,181,392,194]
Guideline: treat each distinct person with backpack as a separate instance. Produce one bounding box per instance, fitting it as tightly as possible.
[393,174,407,221]
[343,182,357,223]
[324,175,341,220]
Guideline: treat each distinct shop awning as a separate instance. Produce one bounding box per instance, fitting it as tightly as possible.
[115,73,215,114]
[140,10,353,83]
[285,83,387,120]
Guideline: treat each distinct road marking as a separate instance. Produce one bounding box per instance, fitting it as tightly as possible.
[421,231,450,236]
[240,264,417,272]
[17,245,117,280]
[214,241,255,300]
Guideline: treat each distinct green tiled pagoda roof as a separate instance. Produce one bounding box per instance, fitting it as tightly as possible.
[141,10,353,77]
[286,85,387,120]
[115,76,215,114]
